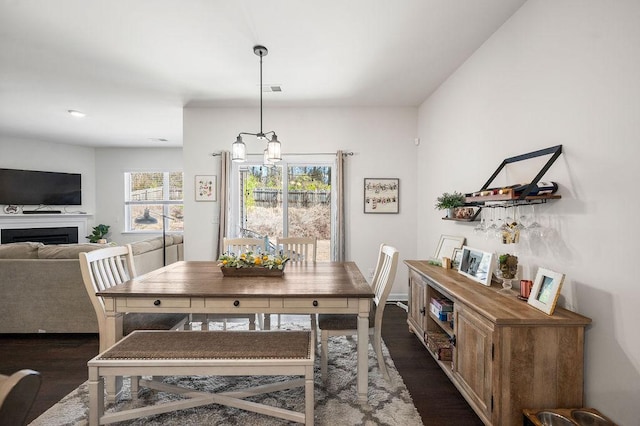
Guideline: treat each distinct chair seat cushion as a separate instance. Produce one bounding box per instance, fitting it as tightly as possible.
[318,304,376,330]
[123,313,187,335]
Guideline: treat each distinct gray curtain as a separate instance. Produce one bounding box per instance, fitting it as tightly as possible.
[216,151,230,259]
[332,150,346,261]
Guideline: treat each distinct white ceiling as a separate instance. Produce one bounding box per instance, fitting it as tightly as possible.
[0,0,525,148]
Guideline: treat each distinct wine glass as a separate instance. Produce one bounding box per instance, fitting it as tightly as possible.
[473,208,487,236]
[485,208,498,239]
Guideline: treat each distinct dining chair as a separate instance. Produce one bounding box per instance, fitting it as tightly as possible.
[274,236,318,329]
[318,243,399,382]
[79,245,189,353]
[276,236,317,262]
[0,369,41,426]
[223,237,265,255]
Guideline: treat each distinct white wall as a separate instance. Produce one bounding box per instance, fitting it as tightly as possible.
[417,0,639,422]
[0,137,95,216]
[94,147,183,245]
[183,107,418,297]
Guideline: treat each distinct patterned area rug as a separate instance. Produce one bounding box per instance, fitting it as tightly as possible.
[30,317,422,425]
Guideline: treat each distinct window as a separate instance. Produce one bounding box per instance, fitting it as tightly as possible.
[124,172,184,232]
[231,157,333,261]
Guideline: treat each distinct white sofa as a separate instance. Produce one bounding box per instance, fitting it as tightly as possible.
[0,235,184,333]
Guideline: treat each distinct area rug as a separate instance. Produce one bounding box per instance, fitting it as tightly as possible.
[30,317,422,425]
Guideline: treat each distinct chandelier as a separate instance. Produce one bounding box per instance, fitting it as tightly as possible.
[231,45,281,163]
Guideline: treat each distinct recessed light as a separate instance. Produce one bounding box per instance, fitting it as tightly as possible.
[67,110,86,118]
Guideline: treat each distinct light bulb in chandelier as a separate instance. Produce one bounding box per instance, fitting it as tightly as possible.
[231,135,246,162]
[266,134,281,162]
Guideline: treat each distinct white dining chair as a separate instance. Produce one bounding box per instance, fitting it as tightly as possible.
[276,236,317,262]
[223,237,265,255]
[318,243,399,382]
[79,245,189,353]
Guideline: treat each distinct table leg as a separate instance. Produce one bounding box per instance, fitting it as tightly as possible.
[357,311,369,402]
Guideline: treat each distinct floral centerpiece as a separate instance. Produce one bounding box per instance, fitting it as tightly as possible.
[218,251,289,277]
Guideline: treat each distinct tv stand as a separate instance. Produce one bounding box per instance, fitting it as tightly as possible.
[23,210,62,214]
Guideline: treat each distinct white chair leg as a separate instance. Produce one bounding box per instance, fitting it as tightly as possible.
[321,330,329,383]
[373,330,390,381]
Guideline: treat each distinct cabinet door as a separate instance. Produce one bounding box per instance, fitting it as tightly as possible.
[407,270,427,340]
[453,303,494,421]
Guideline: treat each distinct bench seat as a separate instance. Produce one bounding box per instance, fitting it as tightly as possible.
[88,330,314,425]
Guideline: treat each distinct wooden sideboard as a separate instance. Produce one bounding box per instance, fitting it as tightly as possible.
[405,260,591,426]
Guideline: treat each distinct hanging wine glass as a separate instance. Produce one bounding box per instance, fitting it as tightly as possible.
[485,208,498,239]
[473,208,487,236]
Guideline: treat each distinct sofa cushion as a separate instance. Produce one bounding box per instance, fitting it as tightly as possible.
[130,236,175,256]
[171,234,183,244]
[38,243,105,259]
[0,242,44,259]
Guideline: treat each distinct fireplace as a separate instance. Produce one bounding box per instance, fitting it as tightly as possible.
[1,227,79,245]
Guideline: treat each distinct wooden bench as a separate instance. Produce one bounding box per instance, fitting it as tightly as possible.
[88,330,314,425]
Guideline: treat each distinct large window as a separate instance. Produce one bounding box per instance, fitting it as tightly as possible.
[231,158,333,261]
[124,172,184,232]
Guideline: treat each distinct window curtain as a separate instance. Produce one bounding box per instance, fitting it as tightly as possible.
[216,151,231,259]
[331,150,346,261]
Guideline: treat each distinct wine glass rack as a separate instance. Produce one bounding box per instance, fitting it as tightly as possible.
[443,145,563,222]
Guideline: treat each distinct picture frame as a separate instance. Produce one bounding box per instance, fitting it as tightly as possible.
[527,267,565,315]
[452,248,463,269]
[434,235,465,261]
[195,175,216,201]
[364,178,399,213]
[458,246,495,286]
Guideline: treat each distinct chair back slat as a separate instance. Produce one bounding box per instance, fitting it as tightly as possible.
[223,237,264,255]
[277,237,317,262]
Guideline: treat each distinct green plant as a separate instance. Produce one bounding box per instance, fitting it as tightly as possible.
[87,224,110,243]
[434,192,466,210]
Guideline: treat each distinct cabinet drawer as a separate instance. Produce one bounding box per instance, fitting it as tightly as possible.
[283,298,348,308]
[205,298,270,308]
[125,297,191,308]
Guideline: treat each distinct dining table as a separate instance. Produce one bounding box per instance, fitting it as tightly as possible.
[96,260,375,403]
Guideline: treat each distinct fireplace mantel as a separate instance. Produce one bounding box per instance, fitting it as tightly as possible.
[0,214,93,244]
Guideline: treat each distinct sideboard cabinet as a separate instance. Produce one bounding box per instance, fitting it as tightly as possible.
[405,260,591,426]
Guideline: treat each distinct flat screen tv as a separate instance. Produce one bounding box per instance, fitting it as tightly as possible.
[0,168,82,205]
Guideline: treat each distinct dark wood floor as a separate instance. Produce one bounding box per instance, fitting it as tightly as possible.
[0,305,482,425]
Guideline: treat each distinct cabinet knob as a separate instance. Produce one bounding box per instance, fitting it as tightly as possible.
[449,335,456,347]
[312,300,318,307]
[233,300,240,307]
[419,307,426,315]
[153,299,161,306]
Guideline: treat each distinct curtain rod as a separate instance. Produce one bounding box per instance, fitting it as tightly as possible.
[211,151,354,157]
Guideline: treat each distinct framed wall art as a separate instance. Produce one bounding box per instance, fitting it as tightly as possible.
[195,175,216,202]
[364,178,399,214]
[458,246,495,286]
[527,267,565,315]
[434,234,465,261]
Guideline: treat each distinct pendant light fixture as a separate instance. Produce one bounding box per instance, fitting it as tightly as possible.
[232,45,282,163]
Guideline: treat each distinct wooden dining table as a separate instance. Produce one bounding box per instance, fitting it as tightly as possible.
[97,260,374,402]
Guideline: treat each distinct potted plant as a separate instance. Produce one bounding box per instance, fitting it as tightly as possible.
[434,192,466,218]
[87,224,110,244]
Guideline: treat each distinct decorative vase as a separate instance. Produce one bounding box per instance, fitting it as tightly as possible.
[447,208,455,219]
[220,267,284,277]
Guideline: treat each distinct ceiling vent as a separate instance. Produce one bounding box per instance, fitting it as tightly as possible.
[262,85,282,93]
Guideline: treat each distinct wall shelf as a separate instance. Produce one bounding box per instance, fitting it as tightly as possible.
[442,145,563,221]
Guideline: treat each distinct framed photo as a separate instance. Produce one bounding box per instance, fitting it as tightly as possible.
[452,248,463,269]
[364,178,399,213]
[528,268,565,315]
[195,175,216,201]
[434,235,465,261]
[458,246,495,286]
